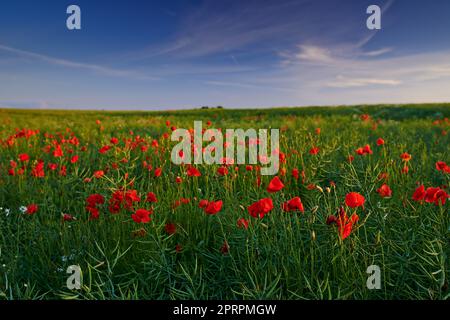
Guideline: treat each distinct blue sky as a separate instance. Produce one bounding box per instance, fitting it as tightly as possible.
[1,0,450,110]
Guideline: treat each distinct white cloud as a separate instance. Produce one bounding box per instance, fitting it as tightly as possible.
[294,45,334,64]
[327,76,401,88]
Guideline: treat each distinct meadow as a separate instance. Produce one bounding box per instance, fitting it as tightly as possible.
[0,103,449,300]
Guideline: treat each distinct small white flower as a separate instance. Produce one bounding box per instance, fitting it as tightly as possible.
[5,209,10,216]
[19,206,27,214]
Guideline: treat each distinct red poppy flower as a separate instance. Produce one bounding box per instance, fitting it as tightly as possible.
[59,165,67,176]
[125,190,141,207]
[282,197,304,213]
[424,187,439,203]
[99,145,111,154]
[412,185,426,202]
[285,168,297,181]
[362,144,373,155]
[94,170,104,179]
[176,176,183,184]
[164,223,176,235]
[204,200,223,215]
[26,204,38,215]
[377,184,392,198]
[267,176,284,193]
[237,218,249,229]
[187,165,201,177]
[141,144,149,152]
[154,167,162,177]
[436,161,448,171]
[53,145,63,157]
[199,199,209,208]
[180,198,190,204]
[248,198,273,219]
[217,166,229,176]
[19,153,30,162]
[309,147,320,155]
[131,208,152,223]
[86,206,99,219]
[434,189,448,206]
[146,192,158,203]
[376,138,385,146]
[110,137,119,145]
[336,207,359,240]
[400,152,412,162]
[345,192,365,208]
[86,194,105,207]
[356,145,372,156]
[63,213,75,221]
[402,165,409,174]
[70,155,79,164]
[31,160,45,177]
[424,187,448,206]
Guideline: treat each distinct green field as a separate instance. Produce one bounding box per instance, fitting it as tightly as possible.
[0,103,449,300]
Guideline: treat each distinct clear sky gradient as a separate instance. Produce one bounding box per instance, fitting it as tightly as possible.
[1,0,450,110]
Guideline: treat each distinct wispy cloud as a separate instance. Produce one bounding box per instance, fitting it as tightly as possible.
[294,45,335,64]
[327,75,401,88]
[361,47,393,57]
[129,0,388,61]
[205,80,298,93]
[0,44,157,80]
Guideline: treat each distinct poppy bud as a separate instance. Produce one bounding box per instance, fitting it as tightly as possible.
[326,215,337,225]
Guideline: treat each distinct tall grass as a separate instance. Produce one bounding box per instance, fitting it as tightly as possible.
[0,104,448,300]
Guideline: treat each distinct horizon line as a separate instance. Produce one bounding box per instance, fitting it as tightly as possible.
[1,101,450,113]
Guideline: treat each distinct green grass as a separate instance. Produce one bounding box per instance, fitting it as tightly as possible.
[0,103,449,300]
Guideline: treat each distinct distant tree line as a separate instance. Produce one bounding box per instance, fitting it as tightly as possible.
[201,106,224,109]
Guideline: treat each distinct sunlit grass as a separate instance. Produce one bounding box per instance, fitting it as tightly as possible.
[0,104,449,300]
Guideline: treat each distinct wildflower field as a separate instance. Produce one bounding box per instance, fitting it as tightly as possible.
[0,104,449,300]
